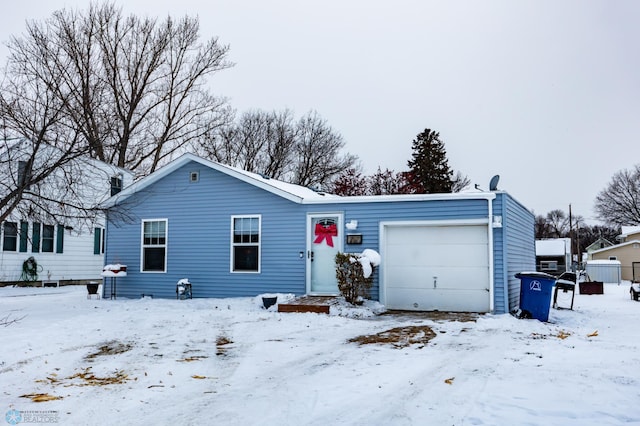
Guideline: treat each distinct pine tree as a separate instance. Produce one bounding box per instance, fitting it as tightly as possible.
[407,129,453,193]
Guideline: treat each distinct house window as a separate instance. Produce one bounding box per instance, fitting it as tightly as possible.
[142,219,167,272]
[609,256,617,261]
[110,176,123,196]
[94,228,105,255]
[32,223,41,252]
[42,225,55,252]
[19,221,29,252]
[18,160,31,189]
[56,225,64,253]
[540,260,558,271]
[231,215,260,272]
[190,171,199,183]
[2,222,18,252]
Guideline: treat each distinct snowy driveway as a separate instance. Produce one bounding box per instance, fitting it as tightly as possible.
[1,284,638,425]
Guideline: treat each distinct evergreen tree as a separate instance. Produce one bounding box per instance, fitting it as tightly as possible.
[407,129,453,193]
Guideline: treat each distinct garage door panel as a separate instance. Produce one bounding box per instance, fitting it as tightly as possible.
[384,224,490,312]
[386,245,487,267]
[386,267,488,290]
[386,288,490,312]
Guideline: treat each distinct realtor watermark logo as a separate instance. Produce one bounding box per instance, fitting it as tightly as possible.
[5,409,59,424]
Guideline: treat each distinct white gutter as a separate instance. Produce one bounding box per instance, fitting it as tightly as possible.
[301,191,497,204]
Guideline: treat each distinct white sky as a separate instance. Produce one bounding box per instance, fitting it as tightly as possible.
[1,1,638,224]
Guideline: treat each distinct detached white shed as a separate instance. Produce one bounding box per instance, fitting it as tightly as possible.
[585,260,622,284]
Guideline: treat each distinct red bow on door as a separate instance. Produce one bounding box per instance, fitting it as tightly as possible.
[314,223,338,247]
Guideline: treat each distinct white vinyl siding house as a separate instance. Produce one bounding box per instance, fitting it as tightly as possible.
[0,141,134,284]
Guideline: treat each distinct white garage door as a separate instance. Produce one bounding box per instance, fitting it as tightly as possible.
[383,223,490,312]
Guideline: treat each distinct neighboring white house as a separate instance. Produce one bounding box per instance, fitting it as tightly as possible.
[0,141,134,284]
[535,238,572,275]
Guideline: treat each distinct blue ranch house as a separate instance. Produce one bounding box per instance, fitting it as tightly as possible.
[102,153,535,314]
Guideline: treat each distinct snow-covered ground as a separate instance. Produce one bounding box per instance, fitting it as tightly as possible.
[1,283,638,426]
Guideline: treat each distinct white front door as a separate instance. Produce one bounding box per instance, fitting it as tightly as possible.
[308,214,343,295]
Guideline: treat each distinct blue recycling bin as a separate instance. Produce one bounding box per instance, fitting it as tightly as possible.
[515,272,557,322]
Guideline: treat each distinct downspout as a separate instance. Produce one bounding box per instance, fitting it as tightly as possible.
[487,196,495,313]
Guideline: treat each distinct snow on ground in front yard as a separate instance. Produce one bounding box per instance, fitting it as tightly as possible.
[1,283,639,425]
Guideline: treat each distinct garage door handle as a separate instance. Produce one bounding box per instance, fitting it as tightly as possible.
[433,276,437,289]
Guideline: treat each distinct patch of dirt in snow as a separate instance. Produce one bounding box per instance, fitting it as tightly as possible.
[85,340,133,360]
[380,310,481,323]
[216,335,233,356]
[348,325,437,349]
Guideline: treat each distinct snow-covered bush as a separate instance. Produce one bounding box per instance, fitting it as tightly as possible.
[335,249,380,305]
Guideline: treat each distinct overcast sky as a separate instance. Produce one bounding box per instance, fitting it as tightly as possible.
[1,1,638,225]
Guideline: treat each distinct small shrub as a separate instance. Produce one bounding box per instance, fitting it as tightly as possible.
[335,252,374,305]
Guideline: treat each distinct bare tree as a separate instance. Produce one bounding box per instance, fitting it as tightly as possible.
[546,209,568,238]
[293,111,356,189]
[368,167,406,195]
[3,1,232,175]
[451,170,471,193]
[1,1,232,223]
[595,165,640,226]
[0,43,89,225]
[332,167,368,196]
[534,215,551,239]
[201,109,356,189]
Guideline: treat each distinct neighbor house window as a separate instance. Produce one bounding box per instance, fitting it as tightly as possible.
[2,222,18,252]
[609,256,617,261]
[142,219,167,272]
[18,160,31,189]
[32,223,41,252]
[19,221,28,252]
[540,260,558,271]
[42,225,55,253]
[94,228,105,255]
[231,215,260,272]
[110,175,123,196]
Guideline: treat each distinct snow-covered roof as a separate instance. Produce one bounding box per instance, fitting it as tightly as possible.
[591,239,640,255]
[535,239,570,256]
[586,259,621,265]
[101,153,339,207]
[619,226,640,240]
[102,153,500,208]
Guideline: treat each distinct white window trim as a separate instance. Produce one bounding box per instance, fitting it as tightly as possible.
[140,218,168,273]
[230,214,261,274]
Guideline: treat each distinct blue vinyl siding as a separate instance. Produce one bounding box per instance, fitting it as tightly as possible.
[106,163,308,299]
[310,198,490,301]
[105,159,535,314]
[498,193,536,313]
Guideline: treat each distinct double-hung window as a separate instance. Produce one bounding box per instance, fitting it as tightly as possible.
[142,219,167,272]
[2,222,18,252]
[231,215,261,273]
[42,225,55,253]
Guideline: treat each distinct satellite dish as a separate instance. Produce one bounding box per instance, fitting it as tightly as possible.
[489,175,500,191]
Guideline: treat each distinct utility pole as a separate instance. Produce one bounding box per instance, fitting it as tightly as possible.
[569,204,574,270]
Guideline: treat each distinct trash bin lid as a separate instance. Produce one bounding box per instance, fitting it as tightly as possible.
[515,271,557,280]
